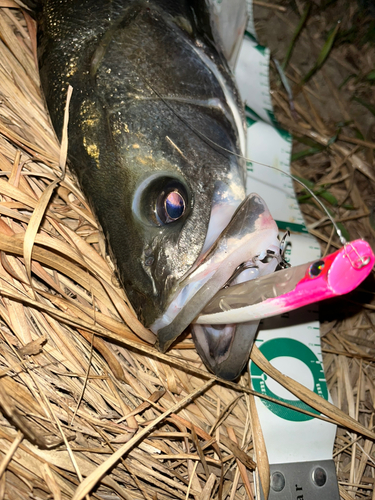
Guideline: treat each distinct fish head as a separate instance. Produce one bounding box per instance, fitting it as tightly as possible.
[75,69,281,382]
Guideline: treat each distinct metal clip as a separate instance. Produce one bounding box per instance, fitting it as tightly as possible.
[344,242,371,270]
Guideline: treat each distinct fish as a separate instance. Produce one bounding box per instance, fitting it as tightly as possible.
[24,0,281,380]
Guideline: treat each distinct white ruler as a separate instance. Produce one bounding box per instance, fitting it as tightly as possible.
[234,9,339,500]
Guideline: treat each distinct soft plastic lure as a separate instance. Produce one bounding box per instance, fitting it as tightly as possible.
[196,239,375,325]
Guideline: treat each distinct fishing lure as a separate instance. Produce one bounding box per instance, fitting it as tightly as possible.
[196,239,375,325]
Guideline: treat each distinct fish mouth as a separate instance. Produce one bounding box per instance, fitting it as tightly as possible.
[151,193,281,378]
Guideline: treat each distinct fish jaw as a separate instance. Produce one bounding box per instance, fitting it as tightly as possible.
[191,321,260,380]
[152,193,280,355]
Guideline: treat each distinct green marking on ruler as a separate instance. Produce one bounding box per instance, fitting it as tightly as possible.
[274,126,293,143]
[266,109,279,128]
[245,104,263,122]
[251,338,329,422]
[254,44,267,55]
[244,30,257,43]
[246,116,257,127]
[276,220,308,234]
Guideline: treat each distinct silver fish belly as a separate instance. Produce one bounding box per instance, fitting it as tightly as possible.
[29,0,280,379]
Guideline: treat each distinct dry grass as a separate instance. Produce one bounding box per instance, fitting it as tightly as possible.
[0,1,373,499]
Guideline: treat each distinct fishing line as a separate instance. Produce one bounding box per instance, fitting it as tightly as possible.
[202,140,347,246]
[159,92,346,245]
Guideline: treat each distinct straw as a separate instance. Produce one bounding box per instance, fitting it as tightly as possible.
[0,2,373,499]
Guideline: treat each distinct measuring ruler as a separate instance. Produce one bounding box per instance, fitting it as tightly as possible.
[234,13,340,500]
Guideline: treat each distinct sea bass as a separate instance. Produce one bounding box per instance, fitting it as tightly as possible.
[25,0,281,379]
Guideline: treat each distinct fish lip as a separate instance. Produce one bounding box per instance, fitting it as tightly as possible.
[152,193,280,352]
[191,321,259,380]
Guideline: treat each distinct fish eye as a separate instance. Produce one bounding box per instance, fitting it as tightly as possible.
[132,174,191,226]
[157,190,186,224]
